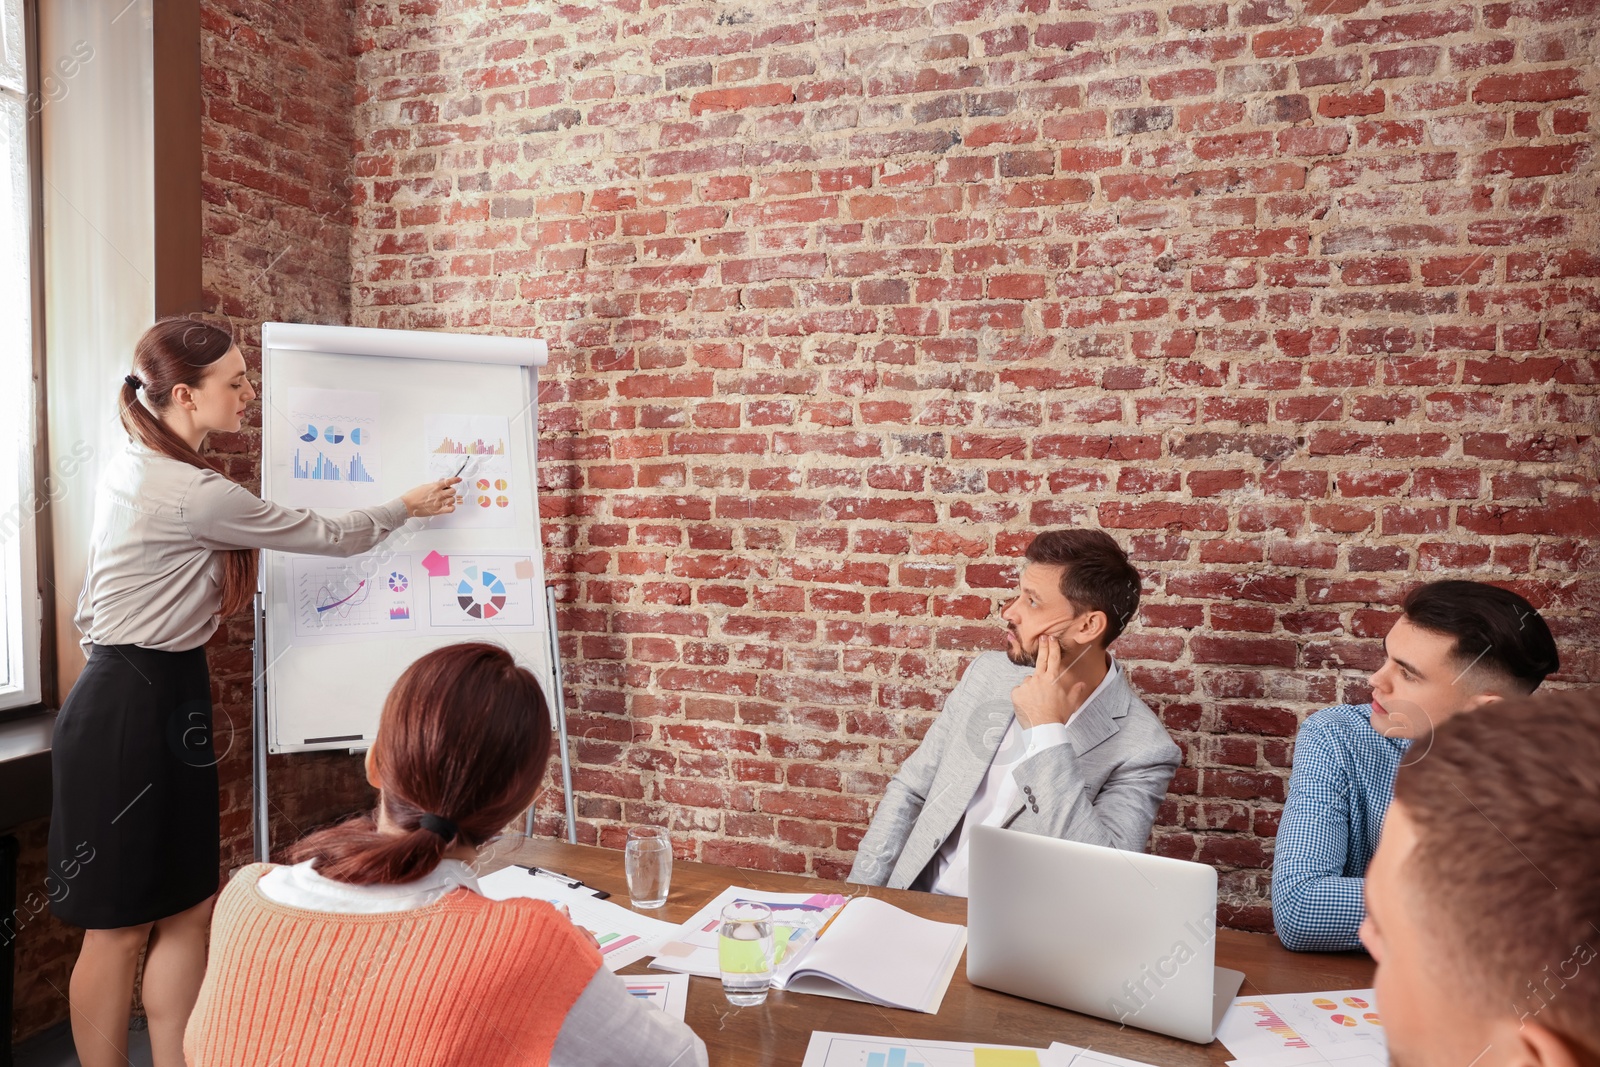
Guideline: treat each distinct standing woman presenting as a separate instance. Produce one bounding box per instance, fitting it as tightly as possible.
[49,318,460,1067]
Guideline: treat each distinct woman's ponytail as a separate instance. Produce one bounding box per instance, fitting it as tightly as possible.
[285,812,453,886]
[290,643,554,885]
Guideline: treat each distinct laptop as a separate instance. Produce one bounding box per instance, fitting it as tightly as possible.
[966,824,1246,1044]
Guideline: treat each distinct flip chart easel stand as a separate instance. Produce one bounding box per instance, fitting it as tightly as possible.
[246,321,576,862]
[527,585,578,844]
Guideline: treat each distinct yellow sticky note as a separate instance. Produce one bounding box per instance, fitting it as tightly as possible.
[973,1051,1040,1067]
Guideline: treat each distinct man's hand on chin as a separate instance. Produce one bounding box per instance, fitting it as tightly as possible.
[1011,632,1090,729]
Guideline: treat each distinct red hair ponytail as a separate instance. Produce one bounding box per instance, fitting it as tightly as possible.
[290,643,554,885]
[122,317,258,617]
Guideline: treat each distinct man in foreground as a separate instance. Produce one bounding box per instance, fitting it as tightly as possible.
[1362,689,1598,1066]
[848,529,1181,895]
[1272,580,1558,951]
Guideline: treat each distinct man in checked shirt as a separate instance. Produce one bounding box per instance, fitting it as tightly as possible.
[1270,580,1559,952]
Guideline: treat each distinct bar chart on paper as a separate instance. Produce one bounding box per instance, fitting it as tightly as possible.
[622,973,690,1020]
[423,413,517,528]
[871,1050,931,1067]
[475,867,676,972]
[283,387,384,507]
[800,1034,1047,1067]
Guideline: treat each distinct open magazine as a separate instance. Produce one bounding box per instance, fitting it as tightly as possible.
[650,886,966,1014]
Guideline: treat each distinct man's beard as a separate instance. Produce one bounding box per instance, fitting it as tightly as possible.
[1006,629,1037,667]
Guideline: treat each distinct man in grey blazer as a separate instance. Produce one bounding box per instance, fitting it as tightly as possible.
[849,529,1182,895]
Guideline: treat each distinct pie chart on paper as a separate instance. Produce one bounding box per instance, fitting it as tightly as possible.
[455,565,508,620]
[425,555,537,629]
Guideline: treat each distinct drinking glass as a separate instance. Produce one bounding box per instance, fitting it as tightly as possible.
[624,826,672,909]
[718,901,775,1006]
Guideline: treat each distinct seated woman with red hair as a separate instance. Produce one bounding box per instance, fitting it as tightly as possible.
[185,642,706,1066]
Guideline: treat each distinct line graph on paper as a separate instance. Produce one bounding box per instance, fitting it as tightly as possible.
[290,555,416,641]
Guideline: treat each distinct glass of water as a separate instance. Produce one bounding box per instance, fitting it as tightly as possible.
[624,826,672,909]
[718,901,775,1006]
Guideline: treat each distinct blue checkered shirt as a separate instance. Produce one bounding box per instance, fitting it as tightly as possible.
[1271,704,1410,952]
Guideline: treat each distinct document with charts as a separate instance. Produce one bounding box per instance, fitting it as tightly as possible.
[1216,988,1388,1066]
[800,1033,1163,1067]
[622,974,689,1020]
[477,866,675,971]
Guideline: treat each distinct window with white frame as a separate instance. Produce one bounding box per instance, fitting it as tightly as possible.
[0,0,43,711]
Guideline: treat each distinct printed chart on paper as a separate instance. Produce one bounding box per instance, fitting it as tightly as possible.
[290,555,416,640]
[283,388,383,508]
[424,553,539,630]
[423,413,517,529]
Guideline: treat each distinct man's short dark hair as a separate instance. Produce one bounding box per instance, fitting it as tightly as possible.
[1395,690,1600,1054]
[1401,580,1558,694]
[1023,529,1141,647]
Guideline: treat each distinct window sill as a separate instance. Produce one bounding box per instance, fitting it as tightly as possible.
[0,709,54,832]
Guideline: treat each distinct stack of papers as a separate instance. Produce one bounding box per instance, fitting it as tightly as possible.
[800,1033,1161,1067]
[477,866,677,970]
[1216,989,1388,1067]
[650,887,967,1013]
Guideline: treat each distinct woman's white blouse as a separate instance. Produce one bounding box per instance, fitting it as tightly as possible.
[75,442,409,651]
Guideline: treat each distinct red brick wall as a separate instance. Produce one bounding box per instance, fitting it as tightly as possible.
[346,0,1600,931]
[199,0,369,872]
[8,817,79,1041]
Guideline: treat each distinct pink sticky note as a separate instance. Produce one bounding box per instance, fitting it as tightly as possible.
[421,550,451,577]
[514,559,534,579]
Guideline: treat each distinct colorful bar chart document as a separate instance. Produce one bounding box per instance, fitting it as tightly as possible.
[477,867,676,971]
[283,387,384,508]
[423,413,517,529]
[800,1033,1049,1067]
[623,973,690,1021]
[1216,988,1387,1066]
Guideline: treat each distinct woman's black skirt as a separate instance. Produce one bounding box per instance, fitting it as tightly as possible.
[48,643,221,929]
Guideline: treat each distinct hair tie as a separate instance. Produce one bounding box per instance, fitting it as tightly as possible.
[419,813,458,841]
[124,374,143,390]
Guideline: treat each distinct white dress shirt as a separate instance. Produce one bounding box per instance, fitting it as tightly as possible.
[928,657,1122,896]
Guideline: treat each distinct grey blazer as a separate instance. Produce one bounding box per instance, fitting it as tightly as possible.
[847,652,1183,891]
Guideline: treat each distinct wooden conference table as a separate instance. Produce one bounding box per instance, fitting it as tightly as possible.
[491,840,1374,1066]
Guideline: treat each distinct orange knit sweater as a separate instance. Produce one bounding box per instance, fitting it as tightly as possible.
[185,863,602,1066]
